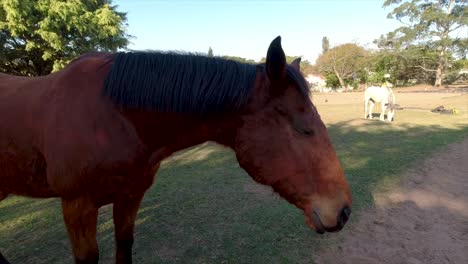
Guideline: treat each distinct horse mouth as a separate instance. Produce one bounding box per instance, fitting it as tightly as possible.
[310,211,326,234]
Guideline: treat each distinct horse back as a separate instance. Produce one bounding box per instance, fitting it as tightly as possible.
[365,86,391,102]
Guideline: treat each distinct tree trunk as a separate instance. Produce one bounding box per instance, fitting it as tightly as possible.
[434,42,447,87]
[333,65,346,89]
[435,61,443,87]
[434,1,454,87]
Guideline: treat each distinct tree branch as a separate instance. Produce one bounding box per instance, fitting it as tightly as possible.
[413,65,438,72]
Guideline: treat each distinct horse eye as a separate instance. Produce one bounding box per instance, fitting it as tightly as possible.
[274,106,287,116]
[294,126,314,136]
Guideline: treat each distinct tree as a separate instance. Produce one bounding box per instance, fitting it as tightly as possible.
[258,55,314,74]
[379,0,467,86]
[322,36,329,54]
[362,47,436,86]
[0,0,130,76]
[222,55,256,64]
[207,46,213,57]
[315,43,368,88]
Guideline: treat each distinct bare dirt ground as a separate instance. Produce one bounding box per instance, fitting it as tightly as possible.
[316,137,468,264]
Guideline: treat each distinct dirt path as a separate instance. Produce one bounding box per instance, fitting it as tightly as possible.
[317,138,468,264]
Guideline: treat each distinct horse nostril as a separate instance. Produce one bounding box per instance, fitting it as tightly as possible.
[338,205,351,227]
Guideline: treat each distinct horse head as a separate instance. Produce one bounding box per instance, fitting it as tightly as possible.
[228,37,352,234]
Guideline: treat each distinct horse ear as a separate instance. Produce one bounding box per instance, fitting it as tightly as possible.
[290,57,301,71]
[266,36,286,80]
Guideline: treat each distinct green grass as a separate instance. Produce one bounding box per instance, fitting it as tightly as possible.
[1,99,467,263]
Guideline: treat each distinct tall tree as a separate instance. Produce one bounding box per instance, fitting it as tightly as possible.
[222,55,256,64]
[380,0,467,86]
[0,0,130,76]
[322,36,330,54]
[315,43,368,88]
[258,55,314,74]
[207,46,213,57]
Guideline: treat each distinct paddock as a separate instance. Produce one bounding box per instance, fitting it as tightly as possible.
[1,85,467,263]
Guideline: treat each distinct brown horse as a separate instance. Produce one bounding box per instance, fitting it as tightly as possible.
[0,37,352,264]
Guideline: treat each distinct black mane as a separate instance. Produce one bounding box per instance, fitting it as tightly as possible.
[102,51,310,115]
[286,66,310,98]
[103,51,257,115]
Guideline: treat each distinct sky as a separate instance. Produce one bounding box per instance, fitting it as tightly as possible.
[113,0,403,63]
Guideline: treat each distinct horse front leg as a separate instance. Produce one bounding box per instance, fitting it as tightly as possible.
[364,99,368,119]
[0,192,7,201]
[0,193,10,264]
[61,197,99,264]
[113,193,145,264]
[380,103,387,121]
[368,101,375,119]
[0,252,10,264]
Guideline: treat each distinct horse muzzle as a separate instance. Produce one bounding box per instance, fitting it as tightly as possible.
[309,205,352,234]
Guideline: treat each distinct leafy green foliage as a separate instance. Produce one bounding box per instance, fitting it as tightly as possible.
[325,73,340,88]
[378,0,467,86]
[259,55,315,74]
[315,43,368,88]
[221,55,256,64]
[373,45,456,86]
[0,0,130,76]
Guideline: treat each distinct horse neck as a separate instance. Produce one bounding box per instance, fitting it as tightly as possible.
[122,110,237,157]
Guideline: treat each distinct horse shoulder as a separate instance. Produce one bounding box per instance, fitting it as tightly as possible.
[42,57,153,198]
[44,106,152,197]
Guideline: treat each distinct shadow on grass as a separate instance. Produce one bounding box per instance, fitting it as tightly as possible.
[327,120,468,212]
[1,122,467,264]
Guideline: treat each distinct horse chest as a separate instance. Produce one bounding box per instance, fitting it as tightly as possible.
[0,140,55,197]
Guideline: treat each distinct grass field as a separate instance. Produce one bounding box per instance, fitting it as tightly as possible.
[1,90,467,263]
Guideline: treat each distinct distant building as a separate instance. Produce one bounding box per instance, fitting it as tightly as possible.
[305,74,328,92]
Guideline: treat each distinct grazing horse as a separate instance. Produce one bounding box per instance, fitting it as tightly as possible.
[0,37,352,264]
[364,86,396,122]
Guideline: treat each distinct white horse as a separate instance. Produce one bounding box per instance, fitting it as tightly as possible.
[364,86,396,122]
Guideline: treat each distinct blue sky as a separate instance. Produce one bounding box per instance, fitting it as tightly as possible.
[113,0,402,63]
